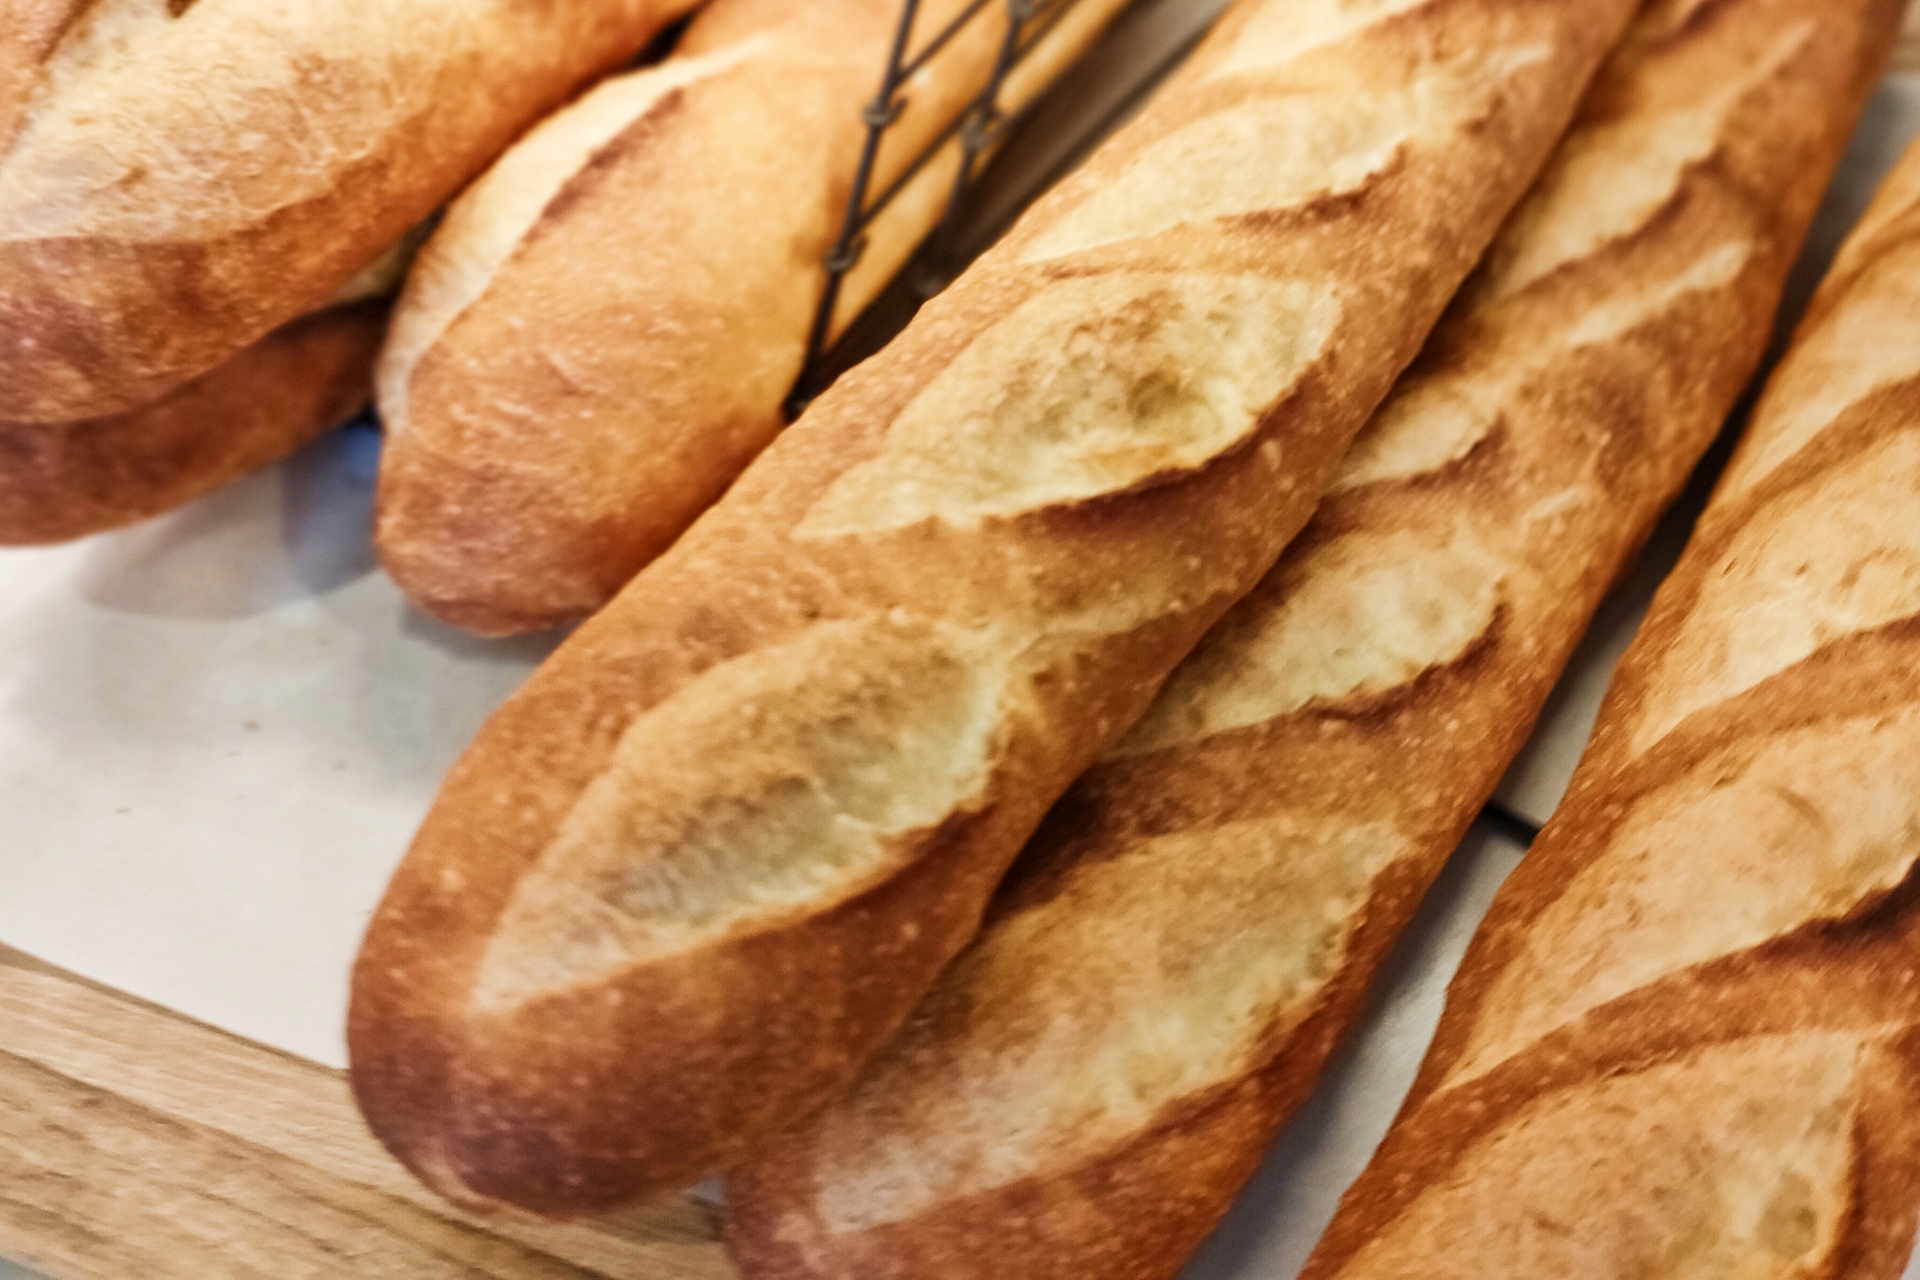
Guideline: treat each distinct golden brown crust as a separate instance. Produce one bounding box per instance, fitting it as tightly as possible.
[0,302,385,544]
[373,0,1136,637]
[0,0,700,424]
[720,1,1897,1275]
[1302,72,1920,1280]
[347,0,1637,1219]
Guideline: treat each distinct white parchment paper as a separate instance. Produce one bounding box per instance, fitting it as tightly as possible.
[0,424,560,1066]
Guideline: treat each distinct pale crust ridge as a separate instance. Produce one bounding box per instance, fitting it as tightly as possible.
[722,2,1898,1276]
[349,0,1641,1221]
[1302,79,1920,1280]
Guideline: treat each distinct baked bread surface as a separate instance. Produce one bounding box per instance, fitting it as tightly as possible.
[1302,86,1920,1280]
[374,0,1136,636]
[0,301,386,544]
[347,0,1638,1218]
[721,0,1902,1275]
[0,0,700,423]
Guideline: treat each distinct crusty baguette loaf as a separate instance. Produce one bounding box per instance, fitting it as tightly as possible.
[347,0,1637,1218]
[0,301,386,544]
[721,2,1901,1275]
[0,0,701,425]
[374,0,1136,637]
[0,223,419,544]
[1297,123,1920,1280]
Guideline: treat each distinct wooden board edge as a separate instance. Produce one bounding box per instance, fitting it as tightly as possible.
[0,946,734,1280]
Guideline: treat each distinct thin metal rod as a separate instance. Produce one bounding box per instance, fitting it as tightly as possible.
[965,0,1080,157]
[793,0,925,412]
[898,0,999,79]
[1011,0,1080,64]
[939,0,1044,245]
[788,0,1090,417]
[922,0,1076,293]
[852,98,975,230]
[841,0,1077,240]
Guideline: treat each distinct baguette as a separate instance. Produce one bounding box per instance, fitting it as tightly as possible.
[1299,123,1920,1280]
[722,1,1901,1275]
[347,0,1637,1218]
[0,301,386,544]
[0,0,701,425]
[374,0,1137,637]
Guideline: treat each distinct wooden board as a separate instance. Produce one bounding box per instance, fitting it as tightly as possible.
[0,945,734,1279]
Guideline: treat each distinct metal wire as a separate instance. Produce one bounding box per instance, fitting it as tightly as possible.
[787,0,1088,417]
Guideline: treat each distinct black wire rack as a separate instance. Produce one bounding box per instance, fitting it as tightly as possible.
[784,0,1090,417]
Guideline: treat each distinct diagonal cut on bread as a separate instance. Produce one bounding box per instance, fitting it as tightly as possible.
[1300,92,1920,1280]
[373,0,1140,637]
[720,1,1903,1276]
[0,0,703,425]
[347,0,1640,1220]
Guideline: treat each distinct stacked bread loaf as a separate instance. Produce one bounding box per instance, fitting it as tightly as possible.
[0,0,701,542]
[0,303,387,544]
[722,0,1901,1275]
[1299,115,1920,1280]
[348,0,1639,1218]
[376,0,1137,636]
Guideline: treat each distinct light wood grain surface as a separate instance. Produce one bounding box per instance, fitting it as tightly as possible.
[0,945,735,1279]
[1903,2,1920,71]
